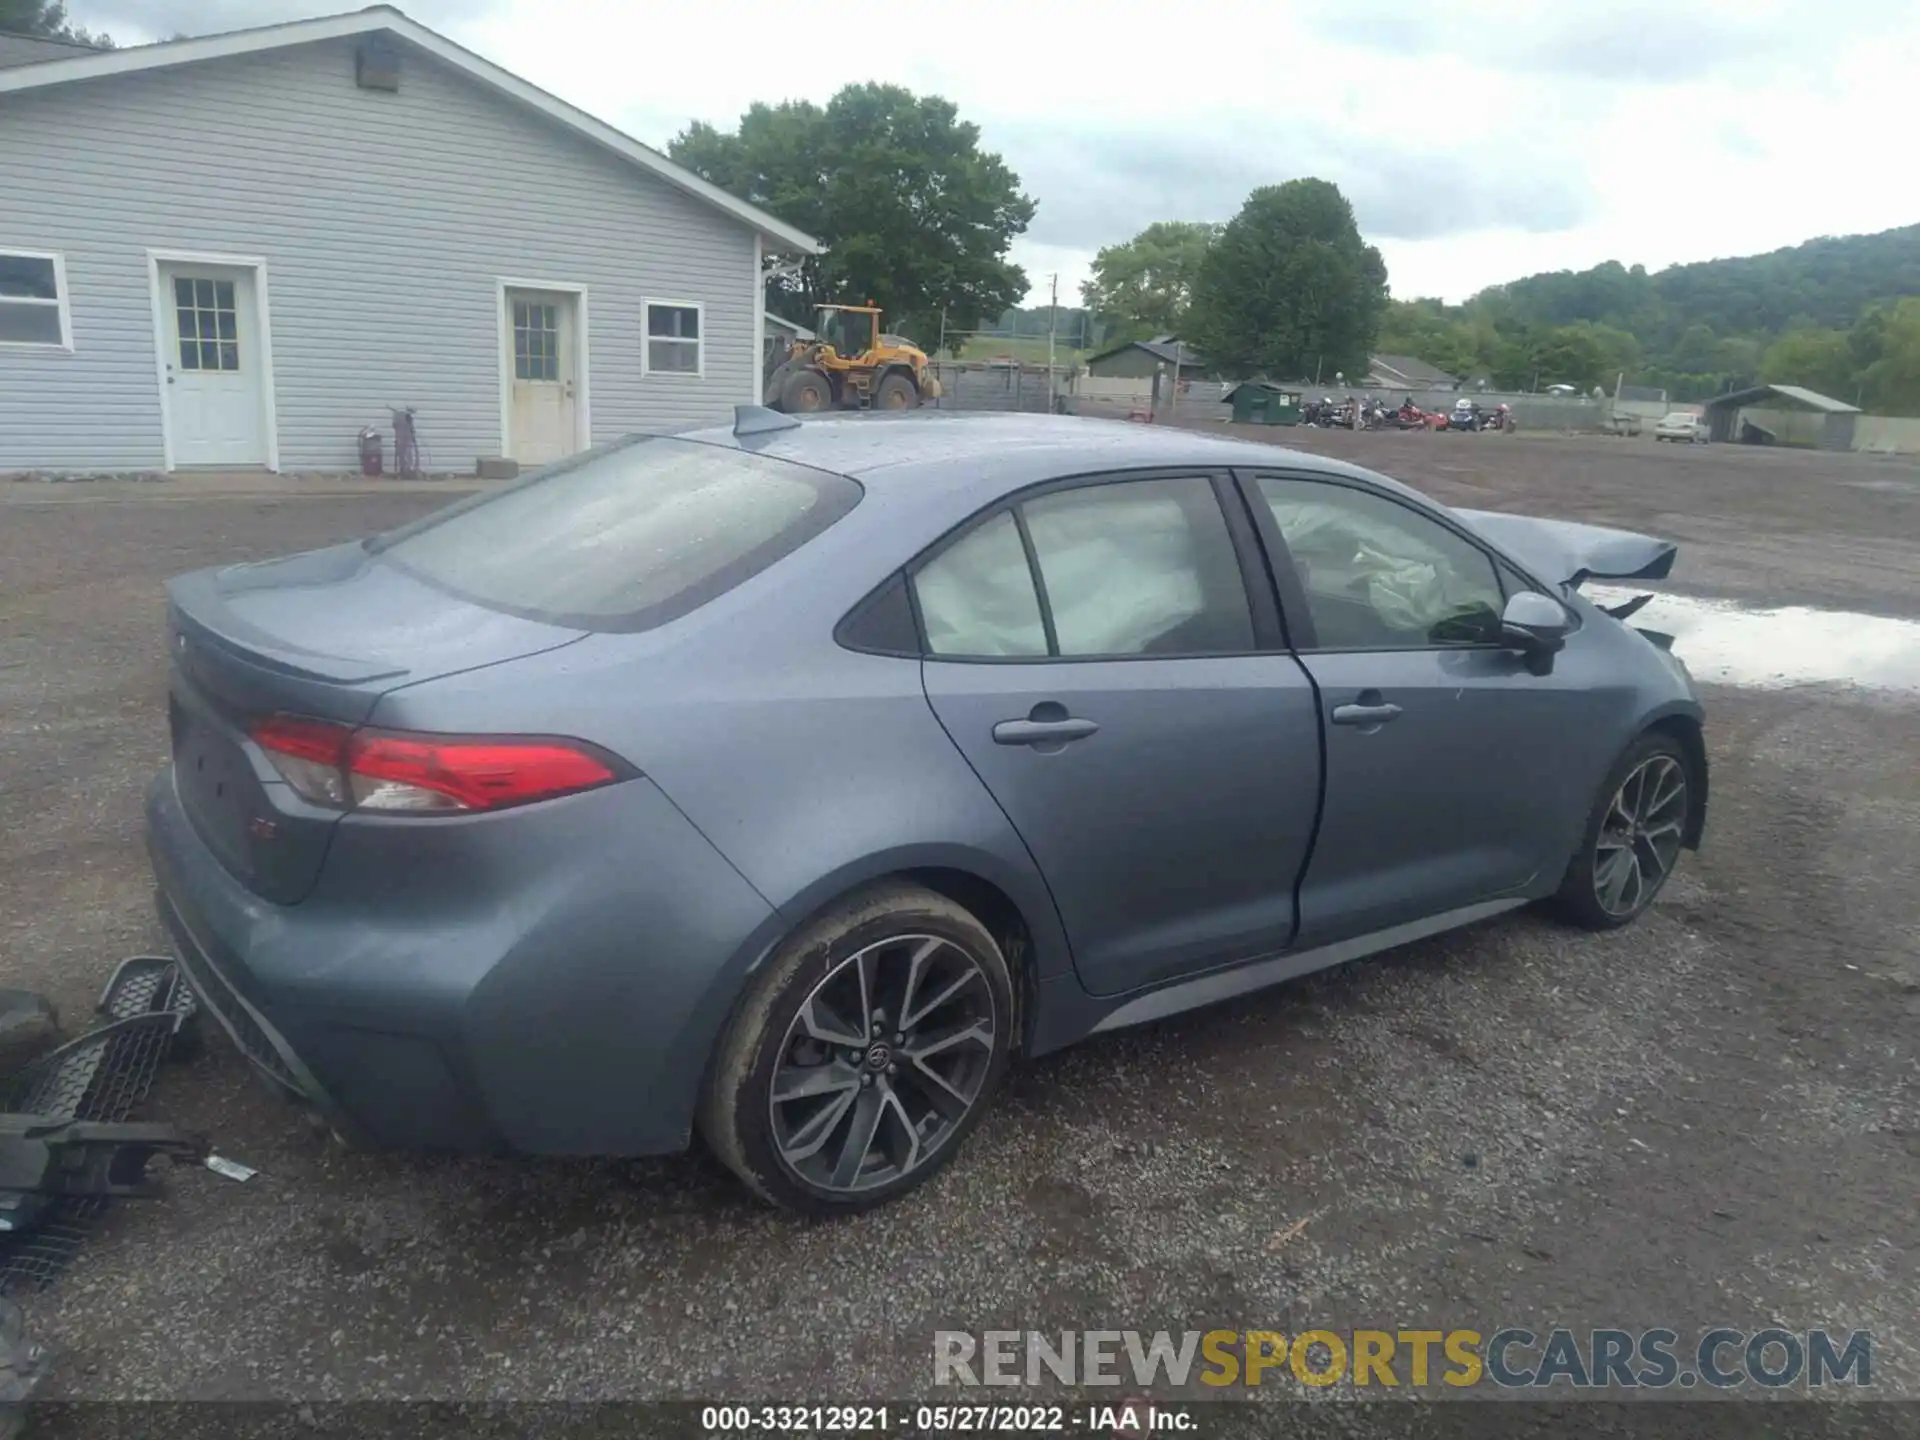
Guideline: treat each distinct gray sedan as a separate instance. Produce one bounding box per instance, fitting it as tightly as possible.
[147,412,1706,1212]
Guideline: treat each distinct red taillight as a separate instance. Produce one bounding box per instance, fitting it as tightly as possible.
[347,733,616,812]
[251,716,619,814]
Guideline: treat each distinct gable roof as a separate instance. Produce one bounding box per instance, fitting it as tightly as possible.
[0,30,105,67]
[0,5,818,254]
[1703,383,1860,414]
[1087,337,1209,369]
[765,310,813,340]
[1369,353,1458,387]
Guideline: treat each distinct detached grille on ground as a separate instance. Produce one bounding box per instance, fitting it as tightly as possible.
[0,958,195,1293]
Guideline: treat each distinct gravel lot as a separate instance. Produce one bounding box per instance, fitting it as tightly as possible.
[1,432,1914,1419]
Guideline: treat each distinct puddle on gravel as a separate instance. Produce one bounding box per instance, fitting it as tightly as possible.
[1585,586,1920,693]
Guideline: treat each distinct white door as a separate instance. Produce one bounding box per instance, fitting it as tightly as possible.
[506,289,580,465]
[161,265,267,467]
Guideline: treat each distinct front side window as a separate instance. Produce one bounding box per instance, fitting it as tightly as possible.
[372,437,859,631]
[0,251,70,348]
[646,301,701,375]
[1256,476,1505,649]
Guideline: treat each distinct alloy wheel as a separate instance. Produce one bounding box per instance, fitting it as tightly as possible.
[1593,754,1687,918]
[768,933,997,1194]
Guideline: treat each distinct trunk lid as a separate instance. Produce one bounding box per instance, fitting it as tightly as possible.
[165,542,587,902]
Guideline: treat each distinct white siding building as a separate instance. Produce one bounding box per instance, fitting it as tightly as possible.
[0,7,816,474]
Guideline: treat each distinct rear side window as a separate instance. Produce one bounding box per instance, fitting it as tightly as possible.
[372,437,859,631]
[911,474,1255,660]
[1023,476,1253,656]
[915,511,1048,657]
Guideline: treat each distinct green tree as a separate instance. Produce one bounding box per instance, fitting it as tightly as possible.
[1377,298,1481,378]
[1761,327,1855,400]
[669,85,1033,344]
[1710,337,1764,387]
[1848,303,1889,379]
[1667,323,1720,375]
[1516,326,1603,391]
[1858,297,1920,415]
[1079,221,1218,340]
[1186,179,1386,380]
[0,0,112,44]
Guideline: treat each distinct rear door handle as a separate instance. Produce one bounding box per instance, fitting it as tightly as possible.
[992,717,1099,747]
[1330,702,1402,727]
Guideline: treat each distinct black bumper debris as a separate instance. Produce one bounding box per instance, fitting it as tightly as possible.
[0,957,199,1293]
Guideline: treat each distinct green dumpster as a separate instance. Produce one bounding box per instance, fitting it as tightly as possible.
[1229,384,1274,424]
[1227,383,1302,426]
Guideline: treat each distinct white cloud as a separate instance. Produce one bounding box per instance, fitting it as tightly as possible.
[78,0,1920,305]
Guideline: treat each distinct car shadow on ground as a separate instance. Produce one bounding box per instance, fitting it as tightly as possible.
[137,900,1563,1242]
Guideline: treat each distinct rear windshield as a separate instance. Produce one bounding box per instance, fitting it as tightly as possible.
[370,436,860,631]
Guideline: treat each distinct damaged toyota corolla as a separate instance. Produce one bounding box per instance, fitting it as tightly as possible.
[147,412,1706,1213]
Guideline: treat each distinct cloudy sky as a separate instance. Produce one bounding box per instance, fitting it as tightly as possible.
[77,0,1920,306]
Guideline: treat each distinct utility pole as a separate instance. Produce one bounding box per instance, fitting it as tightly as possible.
[1169,339,1182,424]
[1047,273,1058,398]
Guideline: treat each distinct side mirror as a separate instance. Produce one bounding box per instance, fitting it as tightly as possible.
[1500,591,1572,666]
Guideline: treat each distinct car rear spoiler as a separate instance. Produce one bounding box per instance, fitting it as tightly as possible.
[1454,509,1678,590]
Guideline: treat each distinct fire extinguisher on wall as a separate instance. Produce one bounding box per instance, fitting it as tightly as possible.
[358,425,384,477]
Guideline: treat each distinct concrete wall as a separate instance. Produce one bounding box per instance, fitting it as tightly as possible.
[1614,398,1686,424]
[1071,383,1234,426]
[1852,415,1920,455]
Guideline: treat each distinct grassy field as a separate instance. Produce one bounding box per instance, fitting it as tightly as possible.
[953,334,1087,365]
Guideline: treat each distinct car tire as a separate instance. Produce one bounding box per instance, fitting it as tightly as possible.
[1551,731,1692,931]
[698,881,1015,1214]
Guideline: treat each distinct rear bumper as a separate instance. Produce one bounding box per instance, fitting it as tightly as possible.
[145,764,780,1156]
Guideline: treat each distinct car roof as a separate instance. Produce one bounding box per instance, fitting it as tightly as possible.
[674,411,1409,506]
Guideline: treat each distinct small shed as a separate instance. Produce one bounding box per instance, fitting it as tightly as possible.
[1702,384,1861,450]
[1084,336,1213,380]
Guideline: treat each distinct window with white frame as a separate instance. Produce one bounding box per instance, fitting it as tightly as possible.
[0,251,71,349]
[645,301,701,375]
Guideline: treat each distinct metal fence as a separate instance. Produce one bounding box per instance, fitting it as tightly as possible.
[1068,385,1233,426]
[921,366,1612,434]
[924,361,1065,414]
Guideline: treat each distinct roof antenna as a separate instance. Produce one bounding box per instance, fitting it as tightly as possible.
[734,404,801,438]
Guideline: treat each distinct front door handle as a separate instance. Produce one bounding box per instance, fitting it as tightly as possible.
[992,717,1099,747]
[1330,702,1403,727]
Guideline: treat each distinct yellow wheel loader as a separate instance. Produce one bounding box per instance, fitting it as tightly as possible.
[764,303,943,413]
